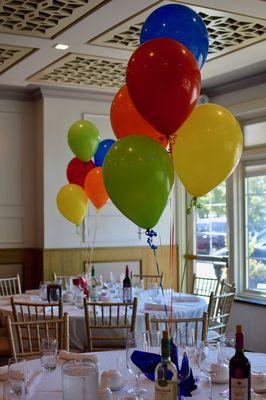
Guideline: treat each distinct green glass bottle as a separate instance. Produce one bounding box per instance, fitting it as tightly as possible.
[155,331,178,400]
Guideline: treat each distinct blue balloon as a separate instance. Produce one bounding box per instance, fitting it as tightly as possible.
[140,4,209,69]
[94,139,116,166]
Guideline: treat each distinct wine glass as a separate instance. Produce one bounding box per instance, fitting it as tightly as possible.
[126,331,147,398]
[8,357,27,396]
[146,330,161,355]
[220,333,235,397]
[198,340,222,400]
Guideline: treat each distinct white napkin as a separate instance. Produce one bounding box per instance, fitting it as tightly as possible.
[144,302,172,311]
[58,350,98,363]
[0,365,8,381]
[171,294,202,303]
[252,372,266,393]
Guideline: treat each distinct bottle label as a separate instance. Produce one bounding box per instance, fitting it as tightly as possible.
[123,287,132,302]
[231,378,249,400]
[155,381,177,400]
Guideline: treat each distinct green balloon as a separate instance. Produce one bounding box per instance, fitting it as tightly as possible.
[68,120,100,161]
[103,134,174,229]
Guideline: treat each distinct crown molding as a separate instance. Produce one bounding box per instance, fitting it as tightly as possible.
[204,70,266,98]
[39,85,115,103]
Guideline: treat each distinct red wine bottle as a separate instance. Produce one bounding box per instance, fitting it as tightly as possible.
[229,325,251,400]
[122,265,132,303]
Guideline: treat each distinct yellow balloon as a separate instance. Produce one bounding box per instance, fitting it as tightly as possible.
[56,184,88,225]
[173,104,243,197]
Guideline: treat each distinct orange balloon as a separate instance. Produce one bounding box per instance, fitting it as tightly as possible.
[110,85,168,147]
[84,167,109,209]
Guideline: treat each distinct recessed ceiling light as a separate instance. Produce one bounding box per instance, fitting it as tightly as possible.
[54,43,69,50]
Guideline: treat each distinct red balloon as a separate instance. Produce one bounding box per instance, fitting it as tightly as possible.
[126,38,201,137]
[110,85,168,147]
[84,167,109,209]
[66,157,95,188]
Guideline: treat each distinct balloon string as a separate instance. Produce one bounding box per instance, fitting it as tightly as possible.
[168,141,176,338]
[146,229,168,320]
[88,211,98,271]
[186,196,202,215]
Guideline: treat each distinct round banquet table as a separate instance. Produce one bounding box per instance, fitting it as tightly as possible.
[0,291,207,351]
[0,350,265,399]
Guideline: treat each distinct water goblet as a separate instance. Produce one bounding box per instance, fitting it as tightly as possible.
[126,331,147,399]
[219,333,235,397]
[198,340,222,400]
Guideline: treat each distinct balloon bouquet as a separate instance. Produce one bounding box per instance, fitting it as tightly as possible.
[56,3,243,261]
[57,119,115,225]
[103,3,242,232]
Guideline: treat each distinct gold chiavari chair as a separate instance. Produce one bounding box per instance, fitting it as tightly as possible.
[220,279,236,295]
[190,273,221,298]
[6,313,69,359]
[11,297,63,321]
[132,273,164,290]
[0,274,22,296]
[145,312,208,344]
[207,291,236,338]
[83,297,138,352]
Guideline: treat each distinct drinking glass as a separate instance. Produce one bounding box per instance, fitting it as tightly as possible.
[3,381,25,400]
[41,338,57,372]
[62,359,98,400]
[198,340,221,400]
[74,289,84,309]
[147,282,159,301]
[126,331,147,398]
[220,333,235,397]
[8,358,26,397]
[146,330,161,355]
[39,282,48,301]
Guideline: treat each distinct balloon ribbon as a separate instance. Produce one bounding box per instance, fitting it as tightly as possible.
[145,229,168,319]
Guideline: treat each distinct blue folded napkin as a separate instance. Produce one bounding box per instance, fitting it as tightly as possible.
[131,342,197,398]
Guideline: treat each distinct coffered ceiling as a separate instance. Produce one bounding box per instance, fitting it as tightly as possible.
[0,0,265,92]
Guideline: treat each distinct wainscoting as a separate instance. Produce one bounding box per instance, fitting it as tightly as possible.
[43,245,179,290]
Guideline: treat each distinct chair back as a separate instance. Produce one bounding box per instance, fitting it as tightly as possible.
[145,312,208,344]
[220,279,236,295]
[83,297,138,351]
[207,291,235,337]
[0,274,21,296]
[11,297,63,322]
[132,273,164,290]
[6,313,69,359]
[191,273,220,297]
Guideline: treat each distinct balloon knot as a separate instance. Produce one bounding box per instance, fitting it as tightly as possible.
[186,197,202,214]
[145,229,158,250]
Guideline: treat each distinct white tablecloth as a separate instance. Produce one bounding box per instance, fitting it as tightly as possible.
[0,350,265,399]
[0,292,207,351]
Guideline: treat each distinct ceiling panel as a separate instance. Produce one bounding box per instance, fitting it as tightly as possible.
[0,0,107,38]
[27,53,126,89]
[90,1,266,61]
[0,43,34,74]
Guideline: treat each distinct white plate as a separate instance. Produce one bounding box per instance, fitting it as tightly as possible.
[109,380,128,391]
[253,386,266,394]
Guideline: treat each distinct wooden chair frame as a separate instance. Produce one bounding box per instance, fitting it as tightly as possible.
[6,313,69,359]
[220,279,236,295]
[0,274,21,296]
[132,273,164,290]
[191,273,221,297]
[145,312,208,344]
[207,291,235,337]
[83,297,138,352]
[11,297,63,322]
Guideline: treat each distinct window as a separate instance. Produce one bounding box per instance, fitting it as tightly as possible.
[189,182,228,280]
[244,163,266,292]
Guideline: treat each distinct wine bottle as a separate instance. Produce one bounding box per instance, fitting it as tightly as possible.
[155,330,178,400]
[229,325,251,400]
[89,265,98,301]
[122,265,132,302]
